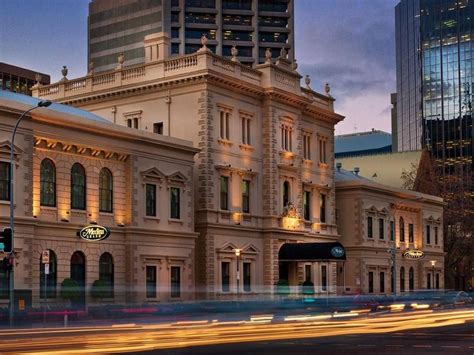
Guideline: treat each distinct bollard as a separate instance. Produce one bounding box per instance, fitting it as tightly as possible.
[64,314,68,327]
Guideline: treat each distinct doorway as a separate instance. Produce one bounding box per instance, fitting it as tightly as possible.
[71,251,86,308]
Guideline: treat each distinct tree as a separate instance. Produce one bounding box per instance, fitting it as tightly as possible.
[60,278,80,302]
[90,279,111,300]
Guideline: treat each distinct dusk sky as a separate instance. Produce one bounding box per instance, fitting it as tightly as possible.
[0,0,399,134]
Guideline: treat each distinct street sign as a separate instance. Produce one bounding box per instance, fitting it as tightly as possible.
[0,243,4,252]
[44,264,50,275]
[41,250,50,264]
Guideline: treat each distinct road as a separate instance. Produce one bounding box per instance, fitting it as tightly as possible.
[0,307,472,354]
[158,322,474,354]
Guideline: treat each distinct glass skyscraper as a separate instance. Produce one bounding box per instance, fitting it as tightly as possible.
[395,0,473,192]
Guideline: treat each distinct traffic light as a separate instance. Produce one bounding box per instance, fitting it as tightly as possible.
[0,228,12,253]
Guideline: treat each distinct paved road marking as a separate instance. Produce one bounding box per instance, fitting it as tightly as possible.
[413,345,432,348]
[441,345,461,349]
[385,345,404,347]
[357,344,376,347]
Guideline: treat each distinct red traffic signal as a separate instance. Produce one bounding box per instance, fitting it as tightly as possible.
[0,228,12,253]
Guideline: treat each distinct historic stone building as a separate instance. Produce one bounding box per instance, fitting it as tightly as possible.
[34,34,345,297]
[336,166,445,294]
[0,90,198,307]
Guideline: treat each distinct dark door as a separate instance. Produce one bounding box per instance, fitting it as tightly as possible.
[71,251,86,308]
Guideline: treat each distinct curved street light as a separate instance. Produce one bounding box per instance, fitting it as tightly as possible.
[9,100,51,326]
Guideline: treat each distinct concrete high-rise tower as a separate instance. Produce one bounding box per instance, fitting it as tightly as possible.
[88,0,294,72]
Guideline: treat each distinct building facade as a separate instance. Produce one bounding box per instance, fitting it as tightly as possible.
[0,63,50,96]
[0,90,198,306]
[88,0,294,72]
[336,168,445,294]
[35,33,344,298]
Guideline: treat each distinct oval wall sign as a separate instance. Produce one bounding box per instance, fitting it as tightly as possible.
[331,246,345,258]
[79,225,111,242]
[403,249,424,259]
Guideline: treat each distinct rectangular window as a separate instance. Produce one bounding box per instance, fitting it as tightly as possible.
[434,226,438,245]
[390,221,395,241]
[220,176,229,210]
[242,180,250,213]
[380,272,385,293]
[321,265,327,291]
[435,273,440,289]
[221,261,230,292]
[220,111,230,140]
[303,134,311,160]
[379,218,384,239]
[170,266,181,298]
[241,116,251,145]
[427,273,431,289]
[145,184,156,217]
[303,191,311,221]
[305,264,312,282]
[243,262,251,292]
[170,187,180,219]
[409,223,414,243]
[426,225,431,244]
[153,122,163,134]
[319,139,327,163]
[367,216,373,239]
[0,162,10,201]
[281,125,292,151]
[368,271,374,293]
[146,265,157,298]
[319,193,326,223]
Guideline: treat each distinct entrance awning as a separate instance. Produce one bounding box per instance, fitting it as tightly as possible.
[278,242,346,262]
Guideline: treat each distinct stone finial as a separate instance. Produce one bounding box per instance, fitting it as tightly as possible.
[291,59,298,71]
[117,53,125,69]
[32,73,42,88]
[265,48,272,64]
[279,46,287,59]
[198,34,210,52]
[88,61,94,75]
[231,45,239,62]
[325,82,332,97]
[61,66,68,81]
[304,74,311,89]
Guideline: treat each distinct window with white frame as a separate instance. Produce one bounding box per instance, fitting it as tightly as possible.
[303,132,311,160]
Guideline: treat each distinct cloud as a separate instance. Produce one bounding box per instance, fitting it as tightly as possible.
[295,0,399,134]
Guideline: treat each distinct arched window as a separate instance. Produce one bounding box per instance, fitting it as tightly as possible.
[40,250,57,298]
[40,159,56,206]
[71,163,86,210]
[283,181,290,207]
[400,266,405,292]
[399,217,405,242]
[409,267,414,291]
[99,168,113,212]
[99,253,114,298]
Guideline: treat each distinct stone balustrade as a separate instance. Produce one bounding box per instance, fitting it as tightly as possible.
[32,51,334,112]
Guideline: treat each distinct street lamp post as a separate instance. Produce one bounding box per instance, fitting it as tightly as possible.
[9,100,51,326]
[234,249,241,297]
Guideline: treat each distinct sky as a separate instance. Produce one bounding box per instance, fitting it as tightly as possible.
[0,0,399,135]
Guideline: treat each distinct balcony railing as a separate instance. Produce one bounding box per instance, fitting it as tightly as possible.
[33,50,334,112]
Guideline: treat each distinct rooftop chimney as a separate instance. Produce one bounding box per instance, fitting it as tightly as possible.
[144,32,170,63]
[354,167,360,176]
[336,162,342,172]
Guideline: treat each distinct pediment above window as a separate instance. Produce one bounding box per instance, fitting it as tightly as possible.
[167,171,188,186]
[141,167,165,182]
[0,140,24,160]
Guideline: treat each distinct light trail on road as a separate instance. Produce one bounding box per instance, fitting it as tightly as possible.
[0,308,473,354]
